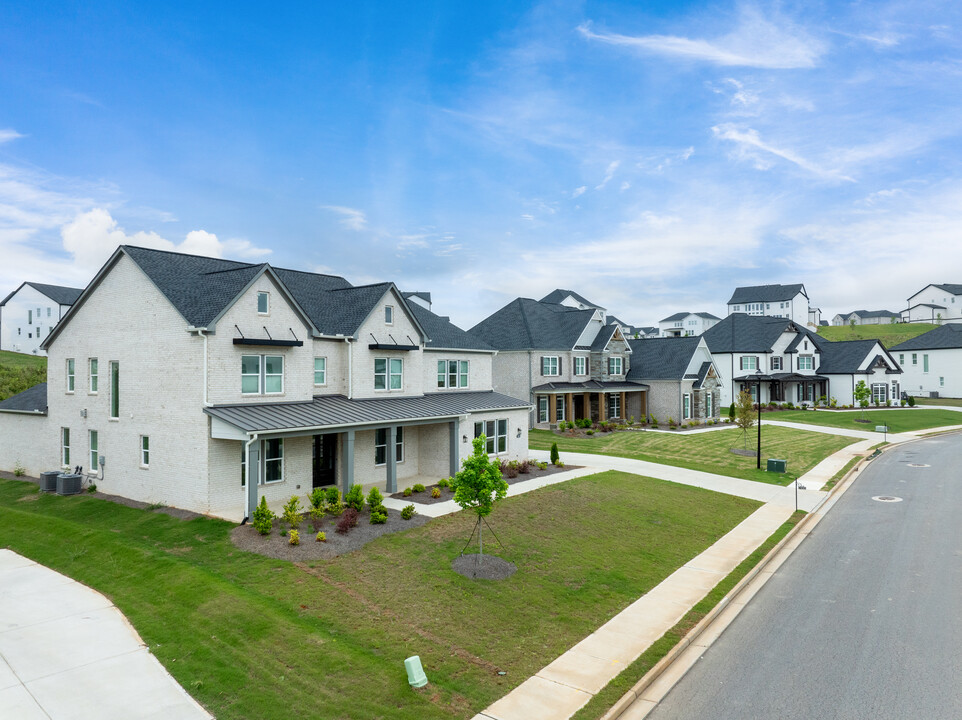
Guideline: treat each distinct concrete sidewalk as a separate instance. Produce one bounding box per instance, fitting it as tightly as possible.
[0,550,211,720]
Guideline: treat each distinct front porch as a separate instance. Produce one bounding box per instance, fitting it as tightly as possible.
[736,373,829,406]
[532,380,649,427]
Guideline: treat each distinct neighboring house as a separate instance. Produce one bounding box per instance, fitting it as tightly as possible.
[726,283,813,326]
[607,315,653,339]
[626,337,721,424]
[469,297,648,428]
[540,288,606,314]
[658,312,721,338]
[703,314,901,407]
[636,326,660,339]
[832,310,900,326]
[0,245,529,522]
[0,282,84,355]
[902,284,962,324]
[892,324,962,398]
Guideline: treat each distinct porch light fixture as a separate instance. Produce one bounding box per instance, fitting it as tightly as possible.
[462,434,468,443]
[516,428,522,438]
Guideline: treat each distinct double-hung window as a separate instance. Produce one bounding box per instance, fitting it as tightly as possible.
[474,419,507,454]
[608,357,623,375]
[771,357,782,371]
[109,361,120,419]
[538,396,548,423]
[257,291,269,314]
[556,398,565,422]
[574,357,587,375]
[705,391,713,417]
[798,356,813,371]
[89,358,98,393]
[437,360,469,388]
[66,358,75,393]
[375,427,403,465]
[140,436,150,467]
[241,355,284,394]
[264,438,284,483]
[923,354,929,373]
[683,393,692,420]
[314,357,327,386]
[61,428,70,466]
[89,430,99,472]
[541,356,559,376]
[739,356,757,371]
[374,358,403,390]
[608,394,621,419]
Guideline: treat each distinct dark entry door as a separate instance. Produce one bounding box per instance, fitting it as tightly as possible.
[313,434,337,488]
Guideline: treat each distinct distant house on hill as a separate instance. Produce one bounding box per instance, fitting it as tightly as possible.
[726,283,820,327]
[658,311,720,338]
[901,284,962,324]
[832,310,899,326]
[0,281,84,356]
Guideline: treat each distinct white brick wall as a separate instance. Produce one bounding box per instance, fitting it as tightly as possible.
[422,351,493,392]
[0,413,49,477]
[351,288,424,399]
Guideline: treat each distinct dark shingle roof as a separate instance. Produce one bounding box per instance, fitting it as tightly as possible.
[589,324,618,352]
[702,314,812,353]
[626,337,700,381]
[0,282,84,307]
[891,324,962,351]
[837,310,898,320]
[817,340,883,374]
[659,311,721,323]
[931,284,962,296]
[727,283,806,305]
[0,383,47,414]
[407,302,494,351]
[539,289,603,309]
[469,298,595,351]
[205,390,529,433]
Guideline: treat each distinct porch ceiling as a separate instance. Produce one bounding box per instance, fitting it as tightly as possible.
[531,380,648,394]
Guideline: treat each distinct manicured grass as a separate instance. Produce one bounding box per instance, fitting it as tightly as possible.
[768,408,962,434]
[821,457,860,491]
[531,426,857,486]
[817,323,936,346]
[0,350,46,401]
[912,396,962,407]
[571,510,806,720]
[0,471,760,720]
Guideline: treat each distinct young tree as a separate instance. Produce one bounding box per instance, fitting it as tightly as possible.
[735,389,756,450]
[452,436,508,562]
[854,380,871,419]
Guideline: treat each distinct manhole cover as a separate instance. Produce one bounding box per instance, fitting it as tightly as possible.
[872,496,903,503]
[907,463,930,468]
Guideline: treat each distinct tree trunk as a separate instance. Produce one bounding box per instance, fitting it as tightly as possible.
[478,516,483,565]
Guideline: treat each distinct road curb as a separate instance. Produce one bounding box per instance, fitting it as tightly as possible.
[599,445,884,720]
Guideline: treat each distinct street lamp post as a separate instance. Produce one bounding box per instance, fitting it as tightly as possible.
[755,370,763,470]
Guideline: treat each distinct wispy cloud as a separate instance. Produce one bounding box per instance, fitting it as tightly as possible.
[595,160,620,190]
[571,185,586,198]
[322,205,367,231]
[578,8,825,69]
[712,124,854,182]
[0,129,25,144]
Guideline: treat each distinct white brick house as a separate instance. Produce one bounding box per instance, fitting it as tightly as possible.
[0,246,529,521]
[658,312,720,338]
[892,325,962,399]
[0,282,83,356]
[727,283,813,326]
[902,284,962,324]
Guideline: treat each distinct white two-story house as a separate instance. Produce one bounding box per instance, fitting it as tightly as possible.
[892,325,962,399]
[902,284,962,324]
[658,312,721,338]
[727,283,816,327]
[0,281,83,355]
[0,245,529,521]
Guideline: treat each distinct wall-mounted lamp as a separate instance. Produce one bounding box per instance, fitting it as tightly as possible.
[462,435,468,443]
[80,409,87,418]
[516,428,522,438]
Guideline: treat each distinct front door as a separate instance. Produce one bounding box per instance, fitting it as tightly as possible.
[313,434,337,488]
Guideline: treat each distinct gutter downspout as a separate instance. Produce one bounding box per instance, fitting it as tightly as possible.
[243,432,259,523]
[198,329,210,407]
[346,337,353,399]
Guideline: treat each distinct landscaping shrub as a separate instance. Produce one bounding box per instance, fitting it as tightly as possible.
[537,461,548,470]
[908,396,915,407]
[370,507,388,524]
[586,429,595,435]
[308,487,325,510]
[505,461,519,478]
[13,460,24,477]
[367,486,384,509]
[288,529,300,546]
[437,477,449,488]
[345,483,365,511]
[325,486,340,506]
[518,459,531,474]
[728,403,735,422]
[401,504,416,520]
[282,495,303,529]
[336,508,359,534]
[403,487,412,496]
[316,531,326,542]
[252,496,275,536]
[88,484,97,493]
[413,483,426,493]
[431,486,441,498]
[550,442,560,465]
[628,415,635,426]
[309,505,325,531]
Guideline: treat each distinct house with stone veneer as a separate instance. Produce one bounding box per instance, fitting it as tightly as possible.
[469,296,648,428]
[0,281,83,356]
[0,245,529,521]
[626,337,721,424]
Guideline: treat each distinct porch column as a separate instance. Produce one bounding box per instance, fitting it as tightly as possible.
[600,393,608,421]
[566,393,574,423]
[387,425,398,493]
[641,391,648,418]
[245,439,260,521]
[549,394,557,424]
[342,429,355,495]
[448,421,459,477]
[583,392,591,421]
[620,391,626,419]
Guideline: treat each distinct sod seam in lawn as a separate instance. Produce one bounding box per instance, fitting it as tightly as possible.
[571,510,807,720]
[530,426,856,486]
[0,471,760,720]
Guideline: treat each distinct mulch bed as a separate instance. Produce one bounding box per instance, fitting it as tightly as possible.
[389,463,579,505]
[452,553,517,581]
[231,506,431,561]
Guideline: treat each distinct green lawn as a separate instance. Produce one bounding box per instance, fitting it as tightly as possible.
[767,408,962,434]
[911,396,962,407]
[0,350,46,401]
[817,323,936,346]
[0,471,760,720]
[531,426,857,485]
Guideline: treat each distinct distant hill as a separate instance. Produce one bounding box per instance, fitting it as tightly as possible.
[817,323,938,347]
[0,350,46,402]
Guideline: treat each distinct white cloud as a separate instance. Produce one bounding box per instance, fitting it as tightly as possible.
[595,161,620,190]
[0,129,25,144]
[572,185,586,198]
[578,8,825,69]
[322,205,368,231]
[520,214,535,221]
[712,124,854,181]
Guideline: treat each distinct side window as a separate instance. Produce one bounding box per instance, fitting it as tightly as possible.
[257,291,269,315]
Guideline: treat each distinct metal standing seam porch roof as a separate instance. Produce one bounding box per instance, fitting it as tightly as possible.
[204,390,532,434]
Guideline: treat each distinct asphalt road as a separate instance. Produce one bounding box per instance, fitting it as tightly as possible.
[648,434,962,720]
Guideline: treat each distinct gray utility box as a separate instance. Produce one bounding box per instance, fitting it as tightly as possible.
[767,458,787,473]
[56,473,83,496]
[876,426,889,433]
[40,471,60,493]
[929,391,940,399]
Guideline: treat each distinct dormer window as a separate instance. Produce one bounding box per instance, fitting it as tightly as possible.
[385,305,394,324]
[257,292,269,315]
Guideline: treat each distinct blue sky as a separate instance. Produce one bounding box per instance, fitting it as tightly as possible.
[2,1,961,329]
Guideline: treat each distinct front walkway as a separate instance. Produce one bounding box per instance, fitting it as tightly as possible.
[0,550,211,720]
